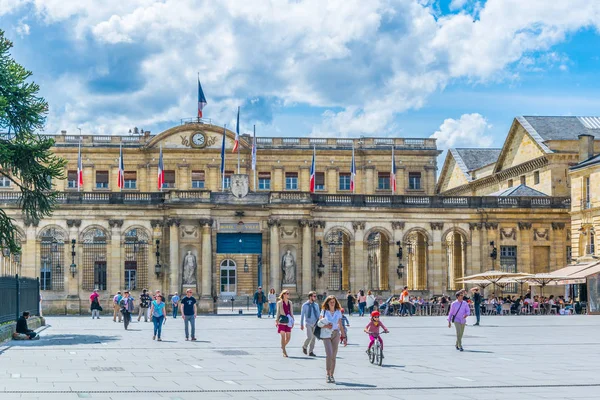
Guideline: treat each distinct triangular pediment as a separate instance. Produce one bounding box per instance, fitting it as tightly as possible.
[144,123,248,151]
[494,118,548,173]
[437,151,470,193]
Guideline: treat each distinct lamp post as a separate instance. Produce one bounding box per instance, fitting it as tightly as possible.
[154,239,161,278]
[490,241,497,270]
[396,241,404,278]
[70,239,77,277]
[316,240,324,278]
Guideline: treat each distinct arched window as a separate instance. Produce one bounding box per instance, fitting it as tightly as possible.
[123,228,149,291]
[220,259,237,295]
[39,227,66,291]
[82,228,108,291]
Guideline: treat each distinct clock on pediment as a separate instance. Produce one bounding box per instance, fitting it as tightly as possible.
[190,131,207,148]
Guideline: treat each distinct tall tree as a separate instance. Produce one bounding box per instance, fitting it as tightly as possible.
[0,30,66,254]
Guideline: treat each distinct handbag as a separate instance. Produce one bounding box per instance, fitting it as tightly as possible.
[317,317,332,339]
[278,315,289,324]
[313,325,322,340]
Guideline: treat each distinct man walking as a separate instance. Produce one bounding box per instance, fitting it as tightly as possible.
[400,286,412,316]
[171,292,180,319]
[179,289,197,341]
[300,291,320,357]
[120,291,134,330]
[138,289,151,322]
[447,290,471,351]
[253,286,266,318]
[471,287,482,326]
[112,291,122,322]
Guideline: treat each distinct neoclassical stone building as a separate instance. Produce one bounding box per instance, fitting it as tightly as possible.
[0,121,571,313]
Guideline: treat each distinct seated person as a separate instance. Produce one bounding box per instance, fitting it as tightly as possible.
[16,312,38,340]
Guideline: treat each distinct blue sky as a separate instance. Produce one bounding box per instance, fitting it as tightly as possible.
[1,0,600,155]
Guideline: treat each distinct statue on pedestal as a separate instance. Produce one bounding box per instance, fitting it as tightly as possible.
[281,249,296,285]
[182,250,197,285]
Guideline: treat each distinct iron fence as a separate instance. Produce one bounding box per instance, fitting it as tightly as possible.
[0,274,40,324]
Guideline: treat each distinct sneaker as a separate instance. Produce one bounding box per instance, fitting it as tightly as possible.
[302,347,307,355]
[191,338,197,341]
[474,323,479,326]
[157,338,162,341]
[330,376,336,383]
[185,338,189,341]
[459,347,464,352]
[456,345,460,350]
[326,375,332,383]
[153,335,156,340]
[309,352,317,357]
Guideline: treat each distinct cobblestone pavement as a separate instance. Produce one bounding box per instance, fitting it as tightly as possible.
[1,313,599,400]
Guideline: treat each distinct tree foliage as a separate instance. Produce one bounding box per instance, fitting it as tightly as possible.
[0,30,66,254]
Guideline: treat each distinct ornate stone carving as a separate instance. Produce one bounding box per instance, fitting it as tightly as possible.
[352,221,366,231]
[551,222,566,230]
[485,222,498,230]
[500,228,516,240]
[230,174,249,198]
[534,228,549,241]
[298,219,313,228]
[167,218,181,227]
[180,225,198,239]
[430,222,444,231]
[182,250,198,285]
[567,230,571,241]
[281,248,297,285]
[391,221,405,230]
[280,226,298,239]
[313,220,326,229]
[468,222,482,231]
[151,219,165,228]
[23,217,39,227]
[66,219,82,228]
[108,219,124,229]
[518,222,532,230]
[198,218,214,227]
[267,218,281,228]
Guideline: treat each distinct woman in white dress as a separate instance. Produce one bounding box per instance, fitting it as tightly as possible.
[318,295,347,383]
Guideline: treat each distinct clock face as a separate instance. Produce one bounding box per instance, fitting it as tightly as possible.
[191,132,206,148]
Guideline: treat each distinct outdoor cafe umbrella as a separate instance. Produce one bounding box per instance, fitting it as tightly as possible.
[457,271,532,295]
[514,273,571,297]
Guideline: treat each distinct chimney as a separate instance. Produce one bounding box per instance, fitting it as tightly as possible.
[578,134,595,162]
[61,130,67,135]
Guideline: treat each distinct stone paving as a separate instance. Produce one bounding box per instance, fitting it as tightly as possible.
[1,312,600,400]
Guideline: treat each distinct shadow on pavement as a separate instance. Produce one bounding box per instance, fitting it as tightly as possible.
[380,364,405,368]
[463,349,494,353]
[334,382,377,388]
[3,334,120,348]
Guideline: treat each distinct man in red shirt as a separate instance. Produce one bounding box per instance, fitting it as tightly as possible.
[399,286,412,317]
[90,289,101,319]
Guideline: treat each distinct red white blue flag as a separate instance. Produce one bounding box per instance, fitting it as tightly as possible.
[221,124,227,190]
[198,77,207,118]
[117,144,124,190]
[390,146,397,192]
[309,146,316,193]
[350,144,356,192]
[232,106,240,153]
[77,139,83,191]
[157,144,164,190]
[251,125,257,171]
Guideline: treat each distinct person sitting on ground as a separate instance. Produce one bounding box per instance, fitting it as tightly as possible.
[16,312,38,340]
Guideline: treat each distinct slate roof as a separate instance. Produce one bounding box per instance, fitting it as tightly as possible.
[453,148,502,172]
[571,153,600,171]
[487,184,548,197]
[517,116,600,153]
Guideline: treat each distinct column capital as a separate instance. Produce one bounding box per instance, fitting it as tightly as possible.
[167,218,181,227]
[108,219,124,229]
[66,219,82,228]
[352,221,366,231]
[518,222,532,230]
[430,222,444,231]
[298,219,313,228]
[551,222,566,230]
[151,219,166,228]
[485,222,498,230]
[313,220,326,229]
[199,218,214,227]
[24,217,39,227]
[267,218,281,228]
[469,222,482,231]
[391,221,405,230]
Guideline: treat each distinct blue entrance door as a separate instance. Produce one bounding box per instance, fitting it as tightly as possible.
[216,233,263,287]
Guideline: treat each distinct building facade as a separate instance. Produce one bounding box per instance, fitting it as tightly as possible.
[0,121,571,313]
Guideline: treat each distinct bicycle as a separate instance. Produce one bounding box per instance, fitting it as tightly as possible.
[366,331,388,366]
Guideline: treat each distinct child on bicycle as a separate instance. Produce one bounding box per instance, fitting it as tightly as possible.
[364,310,389,357]
[340,308,350,342]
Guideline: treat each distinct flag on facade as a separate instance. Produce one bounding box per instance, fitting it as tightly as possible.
[117,144,124,190]
[350,144,356,192]
[232,106,240,153]
[251,125,257,171]
[221,124,226,190]
[157,144,164,190]
[77,139,83,191]
[309,146,316,193]
[390,146,397,192]
[198,77,207,118]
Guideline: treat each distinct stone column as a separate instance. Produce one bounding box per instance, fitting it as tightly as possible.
[22,221,38,279]
[138,163,148,192]
[326,167,338,194]
[551,222,567,270]
[66,220,81,314]
[396,166,406,195]
[352,222,366,291]
[167,219,180,295]
[178,164,190,190]
[518,222,532,274]
[430,223,444,294]
[468,223,482,276]
[391,222,405,291]
[199,219,214,299]
[364,167,375,194]
[268,218,281,292]
[486,223,499,272]
[108,219,124,294]
[300,219,313,295]
[299,166,310,192]
[425,166,436,195]
[314,221,326,293]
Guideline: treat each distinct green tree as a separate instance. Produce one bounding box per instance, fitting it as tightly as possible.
[0,30,66,254]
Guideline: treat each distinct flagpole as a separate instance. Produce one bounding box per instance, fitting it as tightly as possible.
[237,106,241,174]
[159,144,162,193]
[253,124,257,191]
[391,145,394,194]
[77,138,81,192]
[221,124,227,191]
[352,143,355,194]
[119,143,122,192]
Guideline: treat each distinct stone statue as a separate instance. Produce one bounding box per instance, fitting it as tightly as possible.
[182,250,197,285]
[281,249,296,285]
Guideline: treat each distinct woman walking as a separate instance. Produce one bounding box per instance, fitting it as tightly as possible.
[366,290,376,313]
[357,290,367,316]
[318,295,347,383]
[346,291,355,316]
[268,288,277,318]
[275,290,294,357]
[447,290,471,351]
[150,295,167,341]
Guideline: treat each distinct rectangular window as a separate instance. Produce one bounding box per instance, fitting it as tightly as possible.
[285,172,298,190]
[508,179,513,188]
[0,176,10,188]
[124,261,137,291]
[585,176,591,207]
[95,171,109,189]
[500,246,517,293]
[163,170,175,188]
[124,171,137,189]
[534,171,540,185]
[520,175,526,185]
[94,262,107,291]
[408,172,421,190]
[339,173,351,191]
[67,170,77,188]
[191,170,205,189]
[223,170,233,189]
[258,172,271,190]
[378,172,390,190]
[315,172,325,191]
[567,246,572,264]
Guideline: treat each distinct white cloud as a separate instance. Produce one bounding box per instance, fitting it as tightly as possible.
[15,19,29,36]
[6,0,600,136]
[449,0,469,11]
[430,113,493,149]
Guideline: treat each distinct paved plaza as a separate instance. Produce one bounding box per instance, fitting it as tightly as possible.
[1,313,600,400]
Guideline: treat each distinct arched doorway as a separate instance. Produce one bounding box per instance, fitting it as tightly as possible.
[81,228,108,291]
[220,259,237,295]
[366,231,389,291]
[445,231,466,291]
[325,229,351,291]
[123,228,149,291]
[38,226,67,291]
[404,231,428,291]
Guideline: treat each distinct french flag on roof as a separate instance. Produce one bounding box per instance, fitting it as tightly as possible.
[350,144,356,192]
[198,77,207,118]
[157,144,164,190]
[309,146,316,193]
[232,106,240,153]
[77,139,83,191]
[391,146,397,193]
[117,144,124,190]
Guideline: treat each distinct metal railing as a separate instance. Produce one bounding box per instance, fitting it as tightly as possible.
[0,275,40,324]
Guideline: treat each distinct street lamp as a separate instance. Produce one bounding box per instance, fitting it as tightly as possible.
[154,239,161,278]
[490,241,497,270]
[244,258,249,272]
[396,241,404,278]
[70,239,77,277]
[316,240,324,278]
